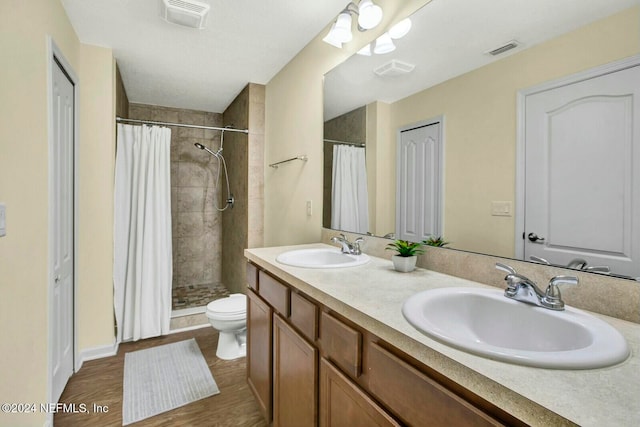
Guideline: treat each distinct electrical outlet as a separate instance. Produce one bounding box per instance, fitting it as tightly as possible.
[306,200,313,217]
[0,203,6,237]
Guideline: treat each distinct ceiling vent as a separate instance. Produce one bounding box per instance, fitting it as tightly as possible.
[486,40,520,56]
[373,59,415,77]
[161,0,210,29]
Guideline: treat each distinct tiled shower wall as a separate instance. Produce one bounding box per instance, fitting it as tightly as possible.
[128,103,224,290]
[222,83,265,294]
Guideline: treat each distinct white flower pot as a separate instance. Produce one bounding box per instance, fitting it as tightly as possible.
[392,255,417,272]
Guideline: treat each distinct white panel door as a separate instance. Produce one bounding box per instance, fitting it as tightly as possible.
[396,122,442,242]
[524,64,640,278]
[51,58,75,402]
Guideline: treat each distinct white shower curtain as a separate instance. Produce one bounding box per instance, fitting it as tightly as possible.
[114,124,172,342]
[331,145,369,234]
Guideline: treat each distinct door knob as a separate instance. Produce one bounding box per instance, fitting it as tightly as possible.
[527,232,545,243]
[54,275,61,283]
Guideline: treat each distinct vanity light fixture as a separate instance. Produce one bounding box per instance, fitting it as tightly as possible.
[357,43,372,56]
[388,18,412,39]
[373,32,395,54]
[357,17,412,56]
[323,1,384,48]
[357,0,383,30]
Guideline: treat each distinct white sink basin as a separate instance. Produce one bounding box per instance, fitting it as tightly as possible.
[276,248,370,269]
[402,287,629,369]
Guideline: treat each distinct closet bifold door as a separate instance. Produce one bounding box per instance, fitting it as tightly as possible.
[273,314,318,427]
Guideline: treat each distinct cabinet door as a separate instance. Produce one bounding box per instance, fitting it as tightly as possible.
[247,289,272,422]
[320,358,400,427]
[273,314,318,427]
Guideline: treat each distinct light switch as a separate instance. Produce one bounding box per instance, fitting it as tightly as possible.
[0,203,6,237]
[306,200,313,217]
[491,201,512,217]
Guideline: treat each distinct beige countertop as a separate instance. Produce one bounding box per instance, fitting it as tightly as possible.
[245,243,640,427]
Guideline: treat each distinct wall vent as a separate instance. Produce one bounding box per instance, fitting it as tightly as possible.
[161,0,210,29]
[486,40,520,56]
[373,59,416,77]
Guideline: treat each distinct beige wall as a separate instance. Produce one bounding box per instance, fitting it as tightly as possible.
[0,1,116,424]
[388,7,640,257]
[366,101,394,236]
[264,0,431,246]
[77,46,117,351]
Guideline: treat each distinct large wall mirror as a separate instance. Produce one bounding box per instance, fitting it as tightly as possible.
[323,0,640,279]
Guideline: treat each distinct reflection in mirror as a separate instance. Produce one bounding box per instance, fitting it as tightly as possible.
[323,0,640,279]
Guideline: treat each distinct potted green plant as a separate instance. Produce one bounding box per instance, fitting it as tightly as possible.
[386,240,424,272]
[422,236,449,247]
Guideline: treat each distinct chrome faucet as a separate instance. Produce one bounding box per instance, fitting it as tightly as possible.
[495,263,578,311]
[330,234,364,255]
[567,258,588,269]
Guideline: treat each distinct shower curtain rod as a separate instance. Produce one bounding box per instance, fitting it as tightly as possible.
[323,138,365,147]
[116,117,249,134]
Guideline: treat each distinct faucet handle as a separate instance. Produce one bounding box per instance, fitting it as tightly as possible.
[352,237,364,255]
[543,275,579,310]
[495,262,517,275]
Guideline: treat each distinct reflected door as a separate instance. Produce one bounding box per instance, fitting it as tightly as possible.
[396,121,442,242]
[524,64,640,278]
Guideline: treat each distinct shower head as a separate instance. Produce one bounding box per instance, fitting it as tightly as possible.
[194,142,218,157]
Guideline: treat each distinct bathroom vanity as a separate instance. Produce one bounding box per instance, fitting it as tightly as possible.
[244,244,640,426]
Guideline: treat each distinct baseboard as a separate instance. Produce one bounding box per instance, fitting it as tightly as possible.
[169,323,210,335]
[78,340,119,368]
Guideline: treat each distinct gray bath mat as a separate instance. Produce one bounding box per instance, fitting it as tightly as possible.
[122,338,219,425]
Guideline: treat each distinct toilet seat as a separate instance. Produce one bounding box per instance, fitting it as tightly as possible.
[206,294,246,320]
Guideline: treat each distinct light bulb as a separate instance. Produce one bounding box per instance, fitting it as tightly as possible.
[373,32,395,54]
[322,23,343,48]
[358,0,383,30]
[389,18,412,39]
[333,12,353,43]
[357,44,372,56]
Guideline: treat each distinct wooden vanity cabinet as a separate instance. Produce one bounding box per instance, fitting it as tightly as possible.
[246,289,272,422]
[273,314,318,427]
[320,358,400,427]
[246,262,522,427]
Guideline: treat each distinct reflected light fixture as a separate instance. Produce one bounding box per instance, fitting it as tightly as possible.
[357,43,372,56]
[373,32,395,54]
[323,1,384,48]
[389,18,412,39]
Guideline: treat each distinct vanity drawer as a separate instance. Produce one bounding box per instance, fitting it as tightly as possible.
[290,291,318,342]
[258,271,290,316]
[367,343,503,427]
[320,312,362,378]
[247,262,258,291]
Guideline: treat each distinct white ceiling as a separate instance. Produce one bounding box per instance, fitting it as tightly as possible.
[324,0,638,120]
[61,0,347,113]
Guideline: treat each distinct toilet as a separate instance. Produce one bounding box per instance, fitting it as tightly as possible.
[206,293,247,360]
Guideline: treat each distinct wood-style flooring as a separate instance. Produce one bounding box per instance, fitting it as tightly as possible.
[55,327,267,427]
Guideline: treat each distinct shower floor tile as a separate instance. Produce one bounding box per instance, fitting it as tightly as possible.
[172,282,230,310]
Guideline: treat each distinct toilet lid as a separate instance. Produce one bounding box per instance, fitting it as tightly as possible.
[206,294,246,315]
